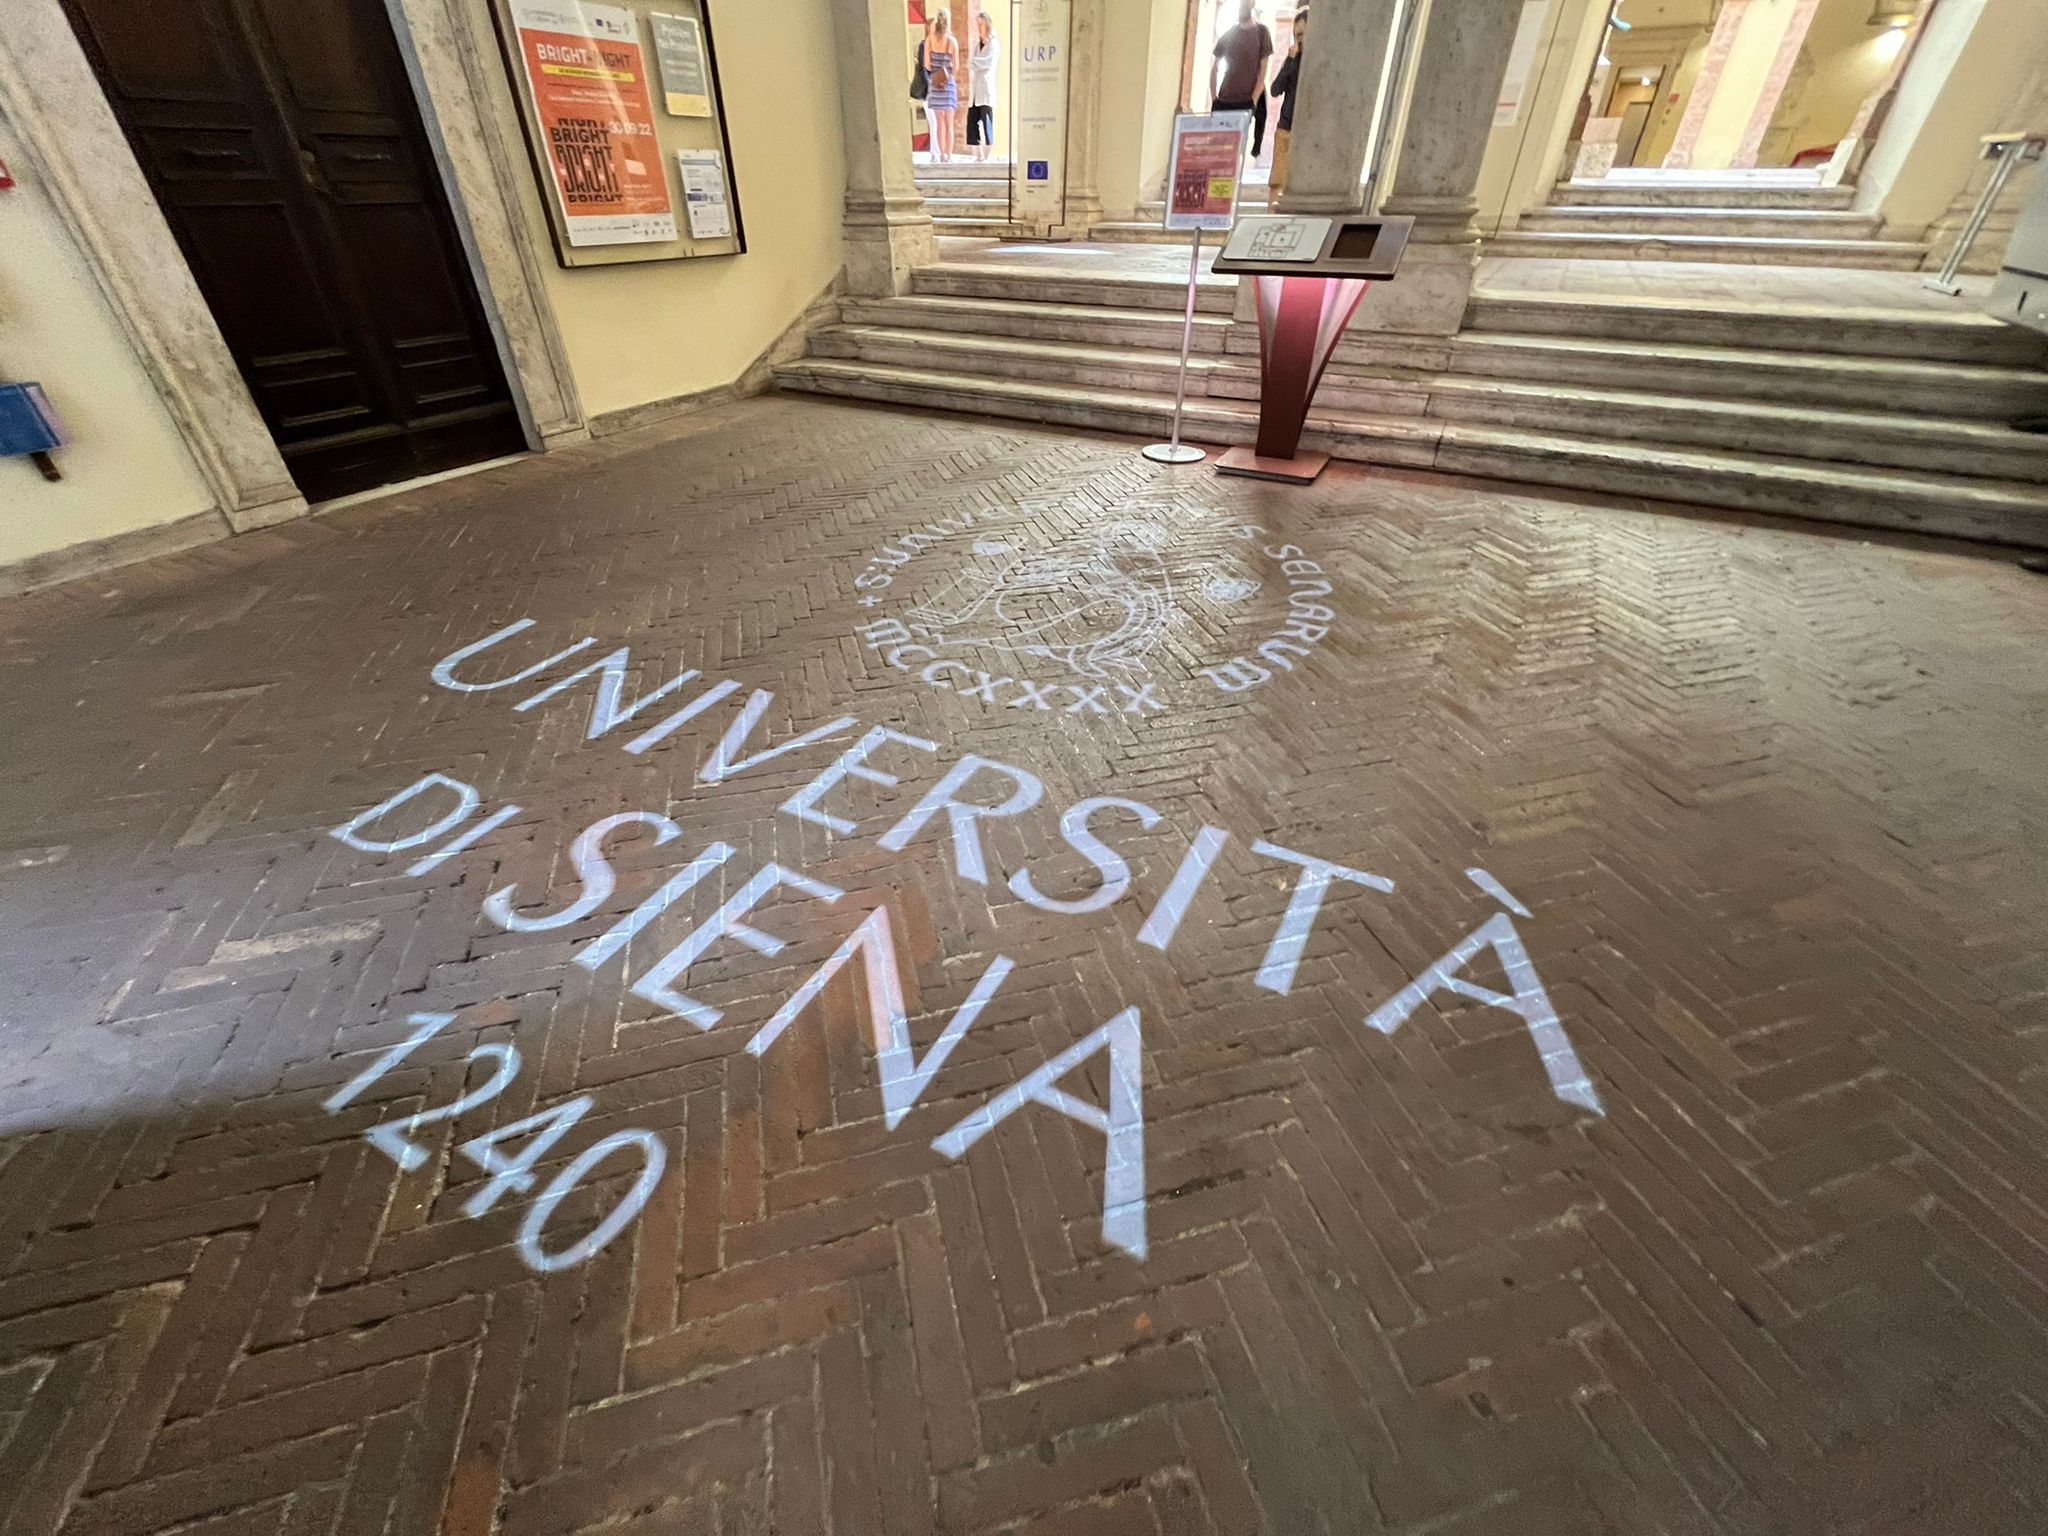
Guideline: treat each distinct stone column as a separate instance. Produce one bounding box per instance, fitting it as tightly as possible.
[1276,0,1403,214]
[1380,0,1526,243]
[833,0,935,295]
[1055,0,1108,235]
[1359,0,1526,336]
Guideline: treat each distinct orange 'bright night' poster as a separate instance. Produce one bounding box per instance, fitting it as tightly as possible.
[510,1,677,247]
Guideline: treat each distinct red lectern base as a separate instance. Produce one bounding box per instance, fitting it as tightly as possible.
[1215,445,1329,484]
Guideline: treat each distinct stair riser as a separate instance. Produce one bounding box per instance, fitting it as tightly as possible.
[1450,346,2048,419]
[1432,435,2047,549]
[1520,212,1881,238]
[776,368,1443,468]
[912,269,1237,314]
[775,368,2046,547]
[1427,392,2048,483]
[1462,300,2048,367]
[841,299,1231,353]
[926,198,1011,216]
[1089,225,1199,245]
[818,333,1210,393]
[1551,184,1856,210]
[1208,370,1431,418]
[1484,234,1923,269]
[932,219,1026,239]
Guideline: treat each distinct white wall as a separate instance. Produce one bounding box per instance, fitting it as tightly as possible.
[1857,0,2048,232]
[0,116,219,570]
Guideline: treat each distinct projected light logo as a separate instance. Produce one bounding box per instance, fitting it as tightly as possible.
[852,501,1341,716]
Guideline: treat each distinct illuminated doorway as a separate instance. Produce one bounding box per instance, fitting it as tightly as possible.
[1562,0,1931,184]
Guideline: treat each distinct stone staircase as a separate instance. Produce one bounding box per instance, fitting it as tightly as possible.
[1491,178,1929,269]
[775,258,2048,547]
[914,161,1016,238]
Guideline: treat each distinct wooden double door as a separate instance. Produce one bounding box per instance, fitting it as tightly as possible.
[63,0,528,502]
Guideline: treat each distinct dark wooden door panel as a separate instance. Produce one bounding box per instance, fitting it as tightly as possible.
[61,0,525,502]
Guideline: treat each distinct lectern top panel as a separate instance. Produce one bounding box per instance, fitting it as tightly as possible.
[1212,214,1413,279]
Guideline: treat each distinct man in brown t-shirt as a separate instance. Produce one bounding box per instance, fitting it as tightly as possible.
[1211,2,1275,155]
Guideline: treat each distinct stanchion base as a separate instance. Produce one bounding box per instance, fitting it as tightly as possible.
[1215,445,1329,484]
[1923,277,1965,296]
[1142,442,1206,464]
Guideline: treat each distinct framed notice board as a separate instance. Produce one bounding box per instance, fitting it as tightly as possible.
[492,0,747,267]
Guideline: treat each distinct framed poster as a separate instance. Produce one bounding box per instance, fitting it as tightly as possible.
[650,11,712,116]
[1164,111,1251,232]
[494,0,747,266]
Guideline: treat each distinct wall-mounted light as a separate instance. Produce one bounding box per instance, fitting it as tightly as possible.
[1867,2,1915,26]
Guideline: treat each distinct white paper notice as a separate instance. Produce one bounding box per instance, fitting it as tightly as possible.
[1495,1,1550,128]
[676,149,733,239]
[1222,215,1330,264]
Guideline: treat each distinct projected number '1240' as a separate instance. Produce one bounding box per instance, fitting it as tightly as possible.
[323,1010,664,1273]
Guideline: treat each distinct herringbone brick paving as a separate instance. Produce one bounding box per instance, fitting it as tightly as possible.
[0,396,2043,1533]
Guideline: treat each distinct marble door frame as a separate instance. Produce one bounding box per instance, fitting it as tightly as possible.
[0,0,588,537]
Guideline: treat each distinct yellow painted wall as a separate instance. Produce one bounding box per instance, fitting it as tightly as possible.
[1475,0,1610,232]
[461,0,847,422]
[0,117,218,569]
[1638,33,1710,166]
[1690,0,1803,169]
[1769,0,1903,162]
[1859,0,2048,229]
[1098,0,1192,217]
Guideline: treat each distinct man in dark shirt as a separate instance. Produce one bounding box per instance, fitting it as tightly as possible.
[1211,1,1274,156]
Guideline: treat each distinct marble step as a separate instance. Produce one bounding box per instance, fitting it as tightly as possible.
[1450,333,2048,418]
[1426,379,2048,482]
[914,161,1012,180]
[1519,206,1883,239]
[931,217,1023,239]
[1482,230,1927,269]
[1464,292,2048,367]
[1551,179,1856,210]
[925,195,1011,216]
[839,293,1235,351]
[773,359,2048,546]
[1089,221,1199,245]
[1433,424,2048,548]
[773,357,1443,466]
[912,262,1237,313]
[810,325,1224,393]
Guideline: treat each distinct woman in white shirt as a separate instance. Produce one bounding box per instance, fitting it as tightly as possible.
[967,11,1000,163]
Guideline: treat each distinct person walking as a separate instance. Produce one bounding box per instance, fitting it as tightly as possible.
[1269,8,1305,195]
[967,10,1000,163]
[1211,1,1273,158]
[924,12,962,165]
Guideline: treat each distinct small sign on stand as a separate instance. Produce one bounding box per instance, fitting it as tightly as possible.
[1142,111,1251,467]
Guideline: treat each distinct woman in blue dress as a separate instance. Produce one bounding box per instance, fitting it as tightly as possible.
[923,12,961,164]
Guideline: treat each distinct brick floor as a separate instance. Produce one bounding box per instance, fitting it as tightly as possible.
[1,397,2045,1535]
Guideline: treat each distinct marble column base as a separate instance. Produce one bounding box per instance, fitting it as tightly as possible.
[1054,194,1107,240]
[1379,193,1479,247]
[843,195,937,297]
[1346,238,1481,337]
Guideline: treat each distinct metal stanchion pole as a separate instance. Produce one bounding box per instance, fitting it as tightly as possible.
[1926,134,2044,296]
[1143,226,1208,465]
